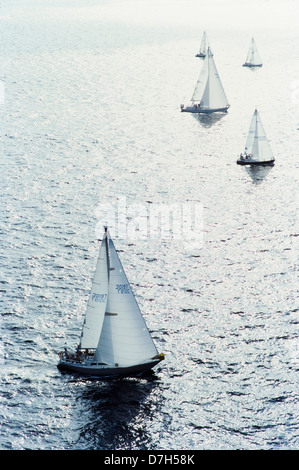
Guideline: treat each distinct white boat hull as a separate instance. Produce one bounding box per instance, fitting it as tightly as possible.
[181,105,229,114]
[57,354,164,377]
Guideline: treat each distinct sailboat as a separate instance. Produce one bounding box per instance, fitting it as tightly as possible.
[58,228,164,377]
[181,48,229,114]
[243,38,263,67]
[237,109,275,166]
[195,31,212,58]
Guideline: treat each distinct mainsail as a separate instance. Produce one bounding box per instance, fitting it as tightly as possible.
[244,38,262,66]
[79,235,108,349]
[93,232,158,366]
[192,48,229,110]
[245,109,274,162]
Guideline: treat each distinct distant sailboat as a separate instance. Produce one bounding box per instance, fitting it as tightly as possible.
[237,109,275,166]
[195,31,212,58]
[58,228,164,377]
[181,48,229,114]
[243,38,263,67]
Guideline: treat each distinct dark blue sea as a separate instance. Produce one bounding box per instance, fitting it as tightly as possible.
[0,0,298,450]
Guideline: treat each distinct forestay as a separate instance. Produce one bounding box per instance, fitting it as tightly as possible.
[191,56,209,102]
[244,111,256,154]
[79,236,108,349]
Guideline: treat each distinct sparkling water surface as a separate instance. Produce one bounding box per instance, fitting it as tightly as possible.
[0,0,298,450]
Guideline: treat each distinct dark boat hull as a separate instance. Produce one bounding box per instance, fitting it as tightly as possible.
[57,355,164,378]
[243,63,262,67]
[237,159,275,166]
[181,106,229,114]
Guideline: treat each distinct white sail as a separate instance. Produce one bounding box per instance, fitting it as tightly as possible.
[79,235,109,349]
[192,48,229,110]
[245,38,262,66]
[94,234,158,366]
[245,110,274,162]
[197,31,212,56]
[244,110,256,153]
[200,31,207,55]
[199,31,208,55]
[191,54,209,101]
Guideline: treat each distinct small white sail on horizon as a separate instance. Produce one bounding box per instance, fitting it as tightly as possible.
[243,38,262,67]
[58,228,164,377]
[181,48,229,114]
[195,31,212,58]
[237,109,274,166]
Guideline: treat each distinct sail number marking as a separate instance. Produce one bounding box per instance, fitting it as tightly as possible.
[116,284,130,294]
[92,293,107,303]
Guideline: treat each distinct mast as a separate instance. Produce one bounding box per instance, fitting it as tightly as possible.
[250,38,255,63]
[252,111,260,158]
[104,226,110,280]
[245,109,256,154]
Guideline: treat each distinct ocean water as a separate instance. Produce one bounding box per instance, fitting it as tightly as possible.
[0,0,298,450]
